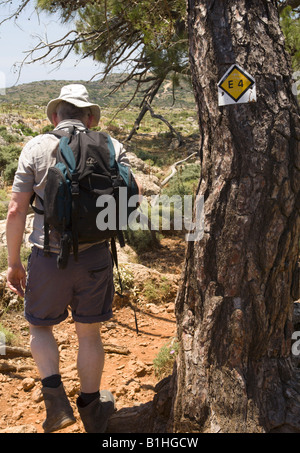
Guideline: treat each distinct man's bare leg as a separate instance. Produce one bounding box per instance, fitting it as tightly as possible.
[75,321,104,394]
[75,322,115,433]
[29,323,75,432]
[29,324,60,379]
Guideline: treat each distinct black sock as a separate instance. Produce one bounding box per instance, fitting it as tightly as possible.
[41,374,62,389]
[77,390,100,407]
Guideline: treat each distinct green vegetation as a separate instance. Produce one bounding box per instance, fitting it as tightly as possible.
[124,229,162,254]
[134,135,198,167]
[36,0,189,123]
[113,264,135,294]
[0,322,18,346]
[143,276,172,304]
[280,6,300,71]
[162,163,200,198]
[12,123,38,137]
[0,245,31,273]
[0,143,22,185]
[0,126,20,144]
[0,247,8,272]
[0,189,9,220]
[0,78,196,111]
[153,337,179,379]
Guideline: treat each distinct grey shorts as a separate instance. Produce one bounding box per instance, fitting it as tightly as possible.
[24,242,114,326]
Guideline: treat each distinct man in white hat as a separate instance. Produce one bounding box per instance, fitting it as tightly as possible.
[5,84,139,433]
[46,83,101,128]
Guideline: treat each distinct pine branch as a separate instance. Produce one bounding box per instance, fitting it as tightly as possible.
[278,0,300,12]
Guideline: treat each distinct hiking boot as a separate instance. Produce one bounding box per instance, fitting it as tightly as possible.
[42,383,76,433]
[77,390,115,433]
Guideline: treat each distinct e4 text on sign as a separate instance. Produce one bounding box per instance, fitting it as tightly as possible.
[218,64,256,106]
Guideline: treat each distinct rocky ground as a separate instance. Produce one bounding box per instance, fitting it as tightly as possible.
[0,235,185,434]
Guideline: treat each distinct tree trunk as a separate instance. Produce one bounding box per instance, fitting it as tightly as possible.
[168,0,300,433]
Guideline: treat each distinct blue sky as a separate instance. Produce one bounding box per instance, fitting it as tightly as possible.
[0,2,103,88]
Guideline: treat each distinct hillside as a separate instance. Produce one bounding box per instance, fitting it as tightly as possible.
[0,75,196,110]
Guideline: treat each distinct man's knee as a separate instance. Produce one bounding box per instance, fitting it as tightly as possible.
[75,321,102,339]
[29,323,53,338]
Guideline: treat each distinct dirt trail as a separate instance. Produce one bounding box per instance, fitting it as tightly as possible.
[0,237,185,433]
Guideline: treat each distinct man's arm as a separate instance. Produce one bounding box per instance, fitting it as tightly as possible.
[6,191,33,297]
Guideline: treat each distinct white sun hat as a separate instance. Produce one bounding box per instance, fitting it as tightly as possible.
[46,84,101,127]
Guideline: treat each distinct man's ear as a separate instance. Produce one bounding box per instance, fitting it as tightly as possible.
[87,115,94,129]
[51,112,59,127]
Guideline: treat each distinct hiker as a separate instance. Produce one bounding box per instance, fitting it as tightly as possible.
[5,84,141,433]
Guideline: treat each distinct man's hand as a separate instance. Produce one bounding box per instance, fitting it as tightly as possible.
[7,264,27,298]
[6,191,33,298]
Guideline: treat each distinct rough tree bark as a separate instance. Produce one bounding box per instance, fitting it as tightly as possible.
[167,0,300,433]
[107,0,300,434]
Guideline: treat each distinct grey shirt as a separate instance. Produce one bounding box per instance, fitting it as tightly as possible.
[12,119,131,252]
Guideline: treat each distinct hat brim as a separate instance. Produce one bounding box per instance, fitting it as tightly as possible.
[46,98,101,128]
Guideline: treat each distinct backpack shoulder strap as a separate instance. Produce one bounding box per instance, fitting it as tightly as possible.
[30,193,44,215]
[106,134,117,171]
[104,134,126,247]
[45,128,79,259]
[30,129,75,215]
[47,130,69,138]
[58,136,77,173]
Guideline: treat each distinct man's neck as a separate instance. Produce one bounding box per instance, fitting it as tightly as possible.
[55,119,87,130]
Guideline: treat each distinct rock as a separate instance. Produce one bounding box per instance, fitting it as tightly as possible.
[115,386,127,397]
[0,136,7,146]
[31,387,43,403]
[0,221,7,247]
[129,358,149,377]
[60,363,77,375]
[7,298,20,310]
[126,153,148,172]
[22,377,35,391]
[0,361,17,373]
[147,304,161,315]
[0,424,37,433]
[55,331,70,346]
[0,214,34,248]
[133,173,161,197]
[13,409,24,421]
[166,302,175,313]
[0,272,6,290]
[65,381,80,398]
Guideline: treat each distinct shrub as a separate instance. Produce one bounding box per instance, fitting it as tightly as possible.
[143,277,171,304]
[12,123,38,137]
[3,161,18,184]
[0,247,7,272]
[0,144,21,167]
[0,322,21,347]
[113,264,135,294]
[162,163,200,198]
[153,337,179,379]
[41,124,54,134]
[123,228,161,254]
[0,189,9,220]
[0,144,21,184]
[0,128,20,144]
